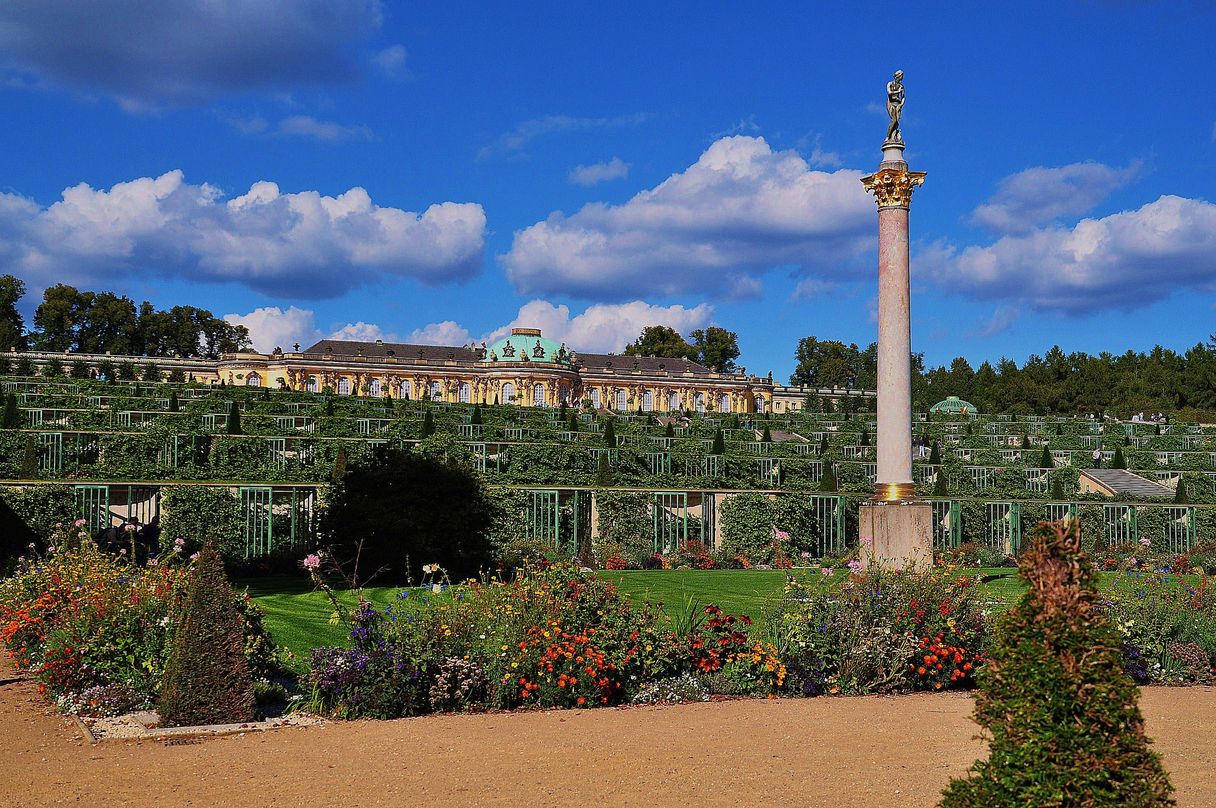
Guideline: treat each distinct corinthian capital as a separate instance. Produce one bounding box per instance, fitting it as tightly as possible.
[861,168,926,209]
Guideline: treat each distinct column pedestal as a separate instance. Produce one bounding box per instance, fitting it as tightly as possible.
[859,501,933,571]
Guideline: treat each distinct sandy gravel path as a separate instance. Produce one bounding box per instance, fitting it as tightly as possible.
[2,657,1213,807]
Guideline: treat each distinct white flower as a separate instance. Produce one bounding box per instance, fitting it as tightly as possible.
[431,583,443,594]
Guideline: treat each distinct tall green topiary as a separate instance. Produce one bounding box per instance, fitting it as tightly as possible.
[1112,445,1127,469]
[941,520,1173,807]
[20,434,37,478]
[664,421,675,439]
[471,404,483,425]
[761,424,772,443]
[421,408,435,437]
[167,391,179,412]
[859,428,870,446]
[933,468,948,496]
[1,392,19,428]
[928,441,941,465]
[1173,480,1187,504]
[1039,444,1053,469]
[225,402,242,435]
[603,417,617,447]
[331,445,348,483]
[818,462,838,492]
[711,428,726,455]
[595,452,614,487]
[157,540,256,727]
[1049,475,1065,502]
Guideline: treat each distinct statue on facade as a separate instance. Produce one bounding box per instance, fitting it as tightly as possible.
[885,70,905,143]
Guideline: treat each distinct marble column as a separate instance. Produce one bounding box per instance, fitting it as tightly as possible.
[859,138,932,569]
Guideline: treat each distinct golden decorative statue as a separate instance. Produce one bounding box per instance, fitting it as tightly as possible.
[885,70,904,143]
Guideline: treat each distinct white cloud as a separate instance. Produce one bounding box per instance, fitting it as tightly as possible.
[276,115,373,142]
[0,0,385,110]
[407,320,472,346]
[372,44,407,80]
[224,306,320,353]
[568,157,631,187]
[480,299,714,354]
[790,279,837,301]
[478,113,648,160]
[924,194,1216,312]
[970,161,1142,235]
[0,170,486,297]
[725,275,762,300]
[330,321,399,342]
[970,305,1020,337]
[502,136,873,299]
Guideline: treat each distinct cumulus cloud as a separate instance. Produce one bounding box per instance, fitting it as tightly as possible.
[407,320,472,346]
[970,305,1020,337]
[478,113,648,160]
[970,161,1142,235]
[480,299,714,354]
[924,194,1216,313]
[568,157,631,187]
[372,44,407,80]
[0,0,385,110]
[223,306,400,352]
[502,136,873,299]
[0,170,486,297]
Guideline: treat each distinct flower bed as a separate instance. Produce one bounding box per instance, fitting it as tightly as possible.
[0,523,289,718]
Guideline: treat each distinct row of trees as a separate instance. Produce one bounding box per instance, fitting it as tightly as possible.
[0,276,250,359]
[789,335,1216,417]
[622,325,742,373]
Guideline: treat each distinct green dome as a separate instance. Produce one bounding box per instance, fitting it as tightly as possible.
[483,328,570,364]
[930,395,978,415]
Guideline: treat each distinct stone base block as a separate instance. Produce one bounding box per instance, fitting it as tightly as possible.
[859,501,933,571]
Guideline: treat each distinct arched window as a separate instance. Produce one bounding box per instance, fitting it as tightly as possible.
[642,390,653,412]
[399,380,411,399]
[589,388,601,408]
[458,382,471,403]
[720,394,731,413]
[245,374,260,387]
[429,381,443,401]
[668,391,680,411]
[337,378,351,395]
[615,389,627,410]
[305,376,318,393]
[369,379,382,397]
[754,394,766,413]
[502,382,516,404]
[533,383,545,407]
[695,392,705,413]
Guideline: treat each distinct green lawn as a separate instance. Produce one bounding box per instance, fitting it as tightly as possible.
[242,567,1029,665]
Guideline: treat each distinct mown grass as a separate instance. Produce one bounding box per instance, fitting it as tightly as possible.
[243,567,1030,664]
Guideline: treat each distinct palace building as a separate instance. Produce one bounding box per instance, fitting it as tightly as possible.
[215,328,776,413]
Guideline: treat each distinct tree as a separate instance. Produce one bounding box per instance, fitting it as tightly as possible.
[859,428,870,447]
[818,463,838,492]
[595,452,614,487]
[95,359,115,381]
[1049,476,1065,501]
[664,421,675,439]
[117,361,138,381]
[603,417,617,448]
[711,428,725,455]
[1112,446,1127,469]
[42,357,64,377]
[20,435,37,477]
[225,403,242,435]
[331,445,348,483]
[1038,445,1054,469]
[470,404,483,425]
[168,391,179,412]
[321,447,495,584]
[623,326,697,361]
[168,368,186,384]
[157,540,256,727]
[690,326,740,373]
[14,356,34,376]
[941,521,1173,806]
[1174,479,1188,504]
[0,274,27,350]
[32,284,89,351]
[928,441,941,465]
[142,362,163,382]
[1,393,20,428]
[420,409,435,437]
[933,468,948,496]
[761,424,772,443]
[69,359,91,379]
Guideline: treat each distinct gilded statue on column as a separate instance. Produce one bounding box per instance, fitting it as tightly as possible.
[885,70,904,144]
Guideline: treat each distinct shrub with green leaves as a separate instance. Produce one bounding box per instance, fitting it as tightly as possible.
[942,520,1173,807]
[157,540,257,727]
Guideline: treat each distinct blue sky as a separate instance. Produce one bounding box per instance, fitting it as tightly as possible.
[1,1,1214,381]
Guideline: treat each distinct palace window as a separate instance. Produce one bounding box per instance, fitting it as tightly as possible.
[589,388,601,408]
[642,390,653,412]
[754,394,766,413]
[429,381,443,401]
[720,394,731,413]
[399,381,411,399]
[337,378,350,395]
[305,376,318,393]
[615,389,627,410]
[695,392,705,413]
[533,383,545,407]
[668,391,680,411]
[502,382,516,404]
[369,379,382,397]
[245,374,260,387]
[459,382,471,403]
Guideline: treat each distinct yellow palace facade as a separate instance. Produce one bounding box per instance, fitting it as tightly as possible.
[217,328,776,414]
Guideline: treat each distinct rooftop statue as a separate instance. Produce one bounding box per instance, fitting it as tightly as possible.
[886,69,905,143]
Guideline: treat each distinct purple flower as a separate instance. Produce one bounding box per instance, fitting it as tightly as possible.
[73,518,86,528]
[820,567,834,577]
[303,553,322,571]
[847,559,863,572]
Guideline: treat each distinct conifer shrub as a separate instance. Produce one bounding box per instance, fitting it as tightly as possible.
[1038,445,1053,469]
[928,441,941,464]
[471,404,483,425]
[167,368,186,383]
[665,422,675,439]
[762,425,773,442]
[933,468,948,496]
[818,462,838,492]
[941,520,1174,807]
[157,540,257,727]
[225,403,242,435]
[711,428,725,455]
[1112,446,1127,469]
[1,392,19,428]
[168,391,179,412]
[603,417,617,447]
[421,408,435,437]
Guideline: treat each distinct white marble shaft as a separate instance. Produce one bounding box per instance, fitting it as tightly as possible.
[875,196,913,489]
